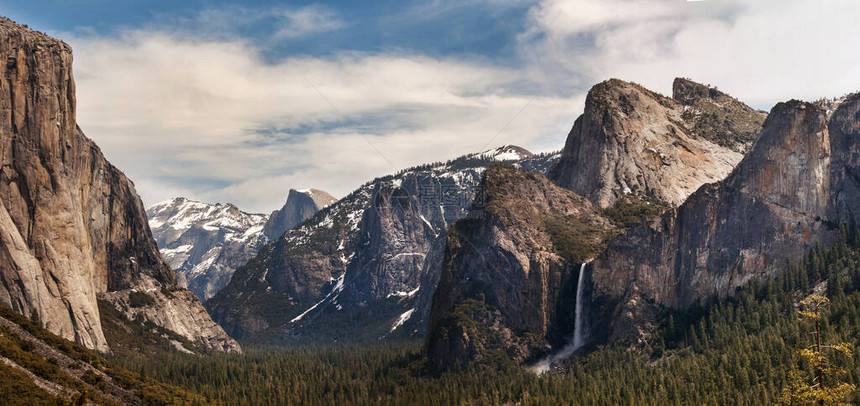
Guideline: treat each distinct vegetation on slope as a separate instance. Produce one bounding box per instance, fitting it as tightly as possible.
[102,227,860,405]
[601,193,669,229]
[0,303,203,405]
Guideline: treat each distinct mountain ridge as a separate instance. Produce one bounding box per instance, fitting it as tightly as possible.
[427,77,769,370]
[206,145,558,343]
[588,94,860,345]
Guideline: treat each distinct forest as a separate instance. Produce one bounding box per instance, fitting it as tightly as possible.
[96,225,860,405]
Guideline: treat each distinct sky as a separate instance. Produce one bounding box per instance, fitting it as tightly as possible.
[2,0,859,213]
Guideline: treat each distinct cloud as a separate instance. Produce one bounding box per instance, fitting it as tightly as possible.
[522,0,860,105]
[274,4,345,38]
[68,0,860,213]
[69,28,579,212]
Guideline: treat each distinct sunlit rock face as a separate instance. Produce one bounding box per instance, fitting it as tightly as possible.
[549,78,764,209]
[0,18,239,353]
[590,96,859,344]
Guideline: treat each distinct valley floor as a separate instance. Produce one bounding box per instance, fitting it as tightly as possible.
[109,229,860,405]
[8,228,860,405]
[111,227,860,405]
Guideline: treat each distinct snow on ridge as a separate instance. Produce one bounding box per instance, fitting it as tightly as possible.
[291,274,345,323]
[390,308,416,332]
[386,284,420,299]
[494,150,525,161]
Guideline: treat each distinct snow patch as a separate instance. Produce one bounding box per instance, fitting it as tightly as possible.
[390,308,416,332]
[387,285,420,298]
[290,274,345,323]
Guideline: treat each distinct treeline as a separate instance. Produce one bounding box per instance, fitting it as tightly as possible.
[109,225,860,405]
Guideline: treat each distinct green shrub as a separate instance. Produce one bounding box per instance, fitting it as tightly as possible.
[602,194,668,228]
[127,291,155,308]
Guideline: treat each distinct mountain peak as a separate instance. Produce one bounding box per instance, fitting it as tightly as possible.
[728,100,830,216]
[146,198,268,300]
[549,78,753,208]
[289,188,337,209]
[485,145,534,161]
[263,188,337,241]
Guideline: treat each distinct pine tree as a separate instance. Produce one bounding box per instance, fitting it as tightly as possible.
[778,295,855,405]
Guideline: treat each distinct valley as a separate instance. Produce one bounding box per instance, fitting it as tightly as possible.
[1,5,859,405]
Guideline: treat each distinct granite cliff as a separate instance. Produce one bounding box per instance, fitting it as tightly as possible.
[263,188,336,242]
[549,78,764,208]
[588,95,858,344]
[427,78,766,370]
[0,18,238,353]
[426,165,615,370]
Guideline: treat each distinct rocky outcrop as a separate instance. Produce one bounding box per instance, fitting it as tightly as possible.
[0,18,238,353]
[263,189,336,241]
[426,165,615,370]
[828,94,860,222]
[426,79,768,371]
[549,78,764,208]
[673,78,768,153]
[206,146,558,342]
[588,96,858,344]
[147,198,268,300]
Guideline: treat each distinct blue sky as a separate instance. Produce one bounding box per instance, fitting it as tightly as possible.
[1,0,531,61]
[3,0,859,212]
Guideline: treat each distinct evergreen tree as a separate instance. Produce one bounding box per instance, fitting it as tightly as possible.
[778,295,855,405]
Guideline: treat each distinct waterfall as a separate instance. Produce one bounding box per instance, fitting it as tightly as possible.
[572,262,588,350]
[528,261,590,374]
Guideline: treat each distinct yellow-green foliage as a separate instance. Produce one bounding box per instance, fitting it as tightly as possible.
[0,361,62,405]
[778,294,856,405]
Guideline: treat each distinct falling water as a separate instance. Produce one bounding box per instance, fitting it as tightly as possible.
[528,261,589,374]
[572,262,588,350]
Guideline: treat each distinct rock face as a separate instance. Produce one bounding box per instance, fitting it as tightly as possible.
[147,198,268,300]
[263,189,336,242]
[426,79,764,371]
[206,146,559,342]
[549,78,765,208]
[588,95,860,344]
[426,166,615,370]
[0,18,239,353]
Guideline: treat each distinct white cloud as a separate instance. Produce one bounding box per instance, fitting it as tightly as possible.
[523,0,860,105]
[156,3,345,41]
[69,0,860,213]
[70,29,578,212]
[275,5,345,38]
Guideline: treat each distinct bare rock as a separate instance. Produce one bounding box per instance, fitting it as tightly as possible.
[589,98,848,344]
[263,188,336,241]
[426,165,615,370]
[0,18,238,353]
[549,78,764,208]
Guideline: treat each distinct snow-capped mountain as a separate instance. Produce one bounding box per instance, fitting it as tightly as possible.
[206,145,560,343]
[147,198,269,300]
[148,188,336,301]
